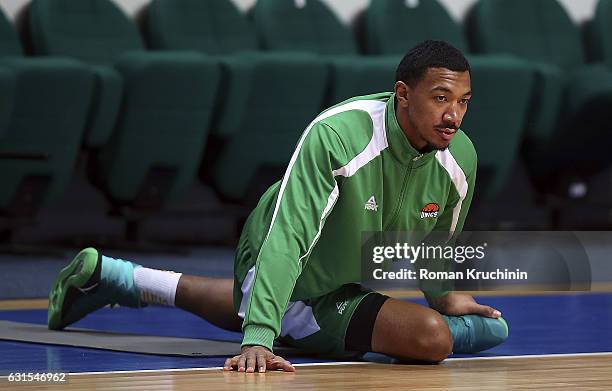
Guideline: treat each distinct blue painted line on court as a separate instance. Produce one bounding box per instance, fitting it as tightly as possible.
[1,293,611,374]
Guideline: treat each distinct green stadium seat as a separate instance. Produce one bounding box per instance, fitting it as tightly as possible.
[145,0,329,202]
[0,15,16,141]
[364,0,535,198]
[0,67,14,141]
[461,56,534,197]
[364,0,468,54]
[254,0,357,55]
[589,0,612,63]
[0,8,93,220]
[468,0,583,68]
[29,0,133,148]
[587,0,612,74]
[467,0,612,182]
[252,0,399,107]
[29,0,221,234]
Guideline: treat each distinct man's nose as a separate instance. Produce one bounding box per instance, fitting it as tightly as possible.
[443,105,461,127]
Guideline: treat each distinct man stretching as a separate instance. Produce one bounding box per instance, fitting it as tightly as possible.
[48,40,508,373]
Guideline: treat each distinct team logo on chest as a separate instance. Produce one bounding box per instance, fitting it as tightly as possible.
[420,203,440,219]
[364,196,378,212]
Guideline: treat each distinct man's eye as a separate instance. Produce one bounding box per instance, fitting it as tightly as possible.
[460,98,470,105]
[435,96,447,102]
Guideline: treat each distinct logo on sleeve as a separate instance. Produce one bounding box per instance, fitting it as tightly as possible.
[365,196,378,212]
[420,203,440,219]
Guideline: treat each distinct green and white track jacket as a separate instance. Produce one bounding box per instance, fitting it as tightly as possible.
[235,92,477,350]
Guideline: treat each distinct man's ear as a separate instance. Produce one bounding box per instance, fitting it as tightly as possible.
[395,81,410,107]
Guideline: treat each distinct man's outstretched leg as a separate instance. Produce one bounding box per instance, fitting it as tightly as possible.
[48,247,241,332]
[174,275,241,331]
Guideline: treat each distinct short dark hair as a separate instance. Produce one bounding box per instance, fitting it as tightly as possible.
[395,40,470,87]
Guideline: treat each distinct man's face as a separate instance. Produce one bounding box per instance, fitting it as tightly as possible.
[395,67,471,151]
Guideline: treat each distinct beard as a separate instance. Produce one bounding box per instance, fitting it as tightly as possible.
[427,142,449,152]
[419,140,449,152]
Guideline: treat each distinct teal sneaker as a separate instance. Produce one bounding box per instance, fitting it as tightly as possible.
[443,315,508,354]
[48,248,142,330]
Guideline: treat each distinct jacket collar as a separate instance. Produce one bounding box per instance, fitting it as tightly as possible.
[385,94,436,168]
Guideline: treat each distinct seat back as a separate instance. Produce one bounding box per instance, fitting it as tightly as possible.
[0,65,92,216]
[91,51,220,209]
[461,56,534,197]
[144,0,330,203]
[29,0,144,64]
[0,11,16,136]
[589,0,612,62]
[365,0,467,55]
[467,0,584,69]
[0,10,22,57]
[0,9,93,215]
[146,0,258,54]
[253,0,357,55]
[31,0,223,213]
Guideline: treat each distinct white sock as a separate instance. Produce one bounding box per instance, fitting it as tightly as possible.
[133,267,182,306]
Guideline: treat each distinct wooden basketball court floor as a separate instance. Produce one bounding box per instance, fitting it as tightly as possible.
[1,291,611,390]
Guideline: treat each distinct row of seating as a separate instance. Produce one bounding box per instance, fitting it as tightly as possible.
[469,0,612,193]
[1,0,612,236]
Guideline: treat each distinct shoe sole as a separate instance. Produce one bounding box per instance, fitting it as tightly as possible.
[47,248,100,330]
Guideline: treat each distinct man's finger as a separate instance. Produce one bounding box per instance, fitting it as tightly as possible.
[223,358,232,371]
[246,352,257,373]
[281,359,295,372]
[268,357,296,372]
[256,353,267,373]
[237,355,246,372]
[473,303,501,318]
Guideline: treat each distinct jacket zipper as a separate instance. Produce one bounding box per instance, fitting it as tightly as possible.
[383,163,412,230]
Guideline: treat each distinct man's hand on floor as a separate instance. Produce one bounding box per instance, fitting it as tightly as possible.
[224,345,295,373]
[427,292,502,318]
